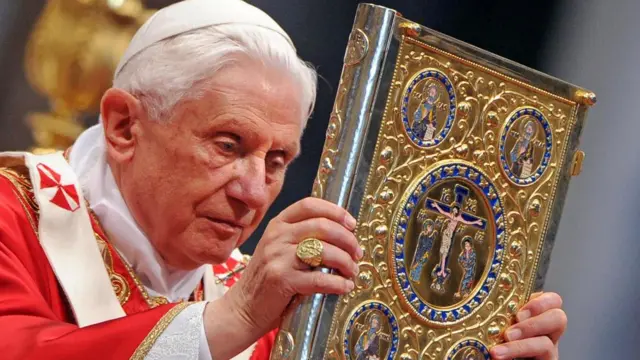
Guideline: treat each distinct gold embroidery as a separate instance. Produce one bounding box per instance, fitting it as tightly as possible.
[96,236,132,305]
[0,167,39,236]
[116,245,170,308]
[129,302,191,360]
[149,296,170,307]
[89,210,169,308]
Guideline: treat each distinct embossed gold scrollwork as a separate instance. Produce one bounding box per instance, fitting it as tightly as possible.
[312,112,343,199]
[272,330,295,360]
[97,238,131,304]
[312,27,371,199]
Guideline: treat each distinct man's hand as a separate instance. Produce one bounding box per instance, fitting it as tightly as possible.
[205,198,361,359]
[490,292,567,360]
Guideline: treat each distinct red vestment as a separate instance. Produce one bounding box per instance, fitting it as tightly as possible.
[0,162,275,359]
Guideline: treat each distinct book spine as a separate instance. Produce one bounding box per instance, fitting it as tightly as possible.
[270,4,398,360]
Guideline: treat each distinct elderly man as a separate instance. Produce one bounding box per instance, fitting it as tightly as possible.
[0,0,567,359]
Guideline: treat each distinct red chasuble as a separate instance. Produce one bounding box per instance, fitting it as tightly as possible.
[0,161,275,359]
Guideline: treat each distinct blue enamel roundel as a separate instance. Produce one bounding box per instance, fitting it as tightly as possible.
[446,339,491,360]
[343,301,399,360]
[498,107,553,186]
[392,162,507,325]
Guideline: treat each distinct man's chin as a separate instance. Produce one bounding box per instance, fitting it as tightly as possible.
[202,250,235,265]
[199,237,246,265]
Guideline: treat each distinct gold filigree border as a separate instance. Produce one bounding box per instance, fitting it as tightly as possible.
[524,104,578,298]
[405,37,576,106]
[129,302,191,360]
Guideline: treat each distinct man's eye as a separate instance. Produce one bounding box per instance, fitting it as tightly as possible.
[270,159,285,170]
[217,141,237,153]
[267,153,286,171]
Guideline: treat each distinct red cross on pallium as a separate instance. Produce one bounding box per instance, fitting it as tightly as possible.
[213,256,241,288]
[37,163,80,212]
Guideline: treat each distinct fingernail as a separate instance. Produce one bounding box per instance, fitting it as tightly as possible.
[353,262,360,275]
[346,280,355,292]
[346,214,357,230]
[517,309,531,322]
[506,328,522,341]
[357,246,364,260]
[492,345,508,357]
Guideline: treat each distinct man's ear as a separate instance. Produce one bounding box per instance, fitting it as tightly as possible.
[100,88,144,163]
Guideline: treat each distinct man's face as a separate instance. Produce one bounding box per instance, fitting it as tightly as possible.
[119,59,303,268]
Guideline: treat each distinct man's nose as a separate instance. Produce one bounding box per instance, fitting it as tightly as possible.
[228,156,269,209]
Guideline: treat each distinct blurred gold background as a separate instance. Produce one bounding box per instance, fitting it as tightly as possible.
[24,0,154,152]
[0,0,178,153]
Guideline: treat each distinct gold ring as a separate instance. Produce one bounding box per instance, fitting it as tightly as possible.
[296,238,324,267]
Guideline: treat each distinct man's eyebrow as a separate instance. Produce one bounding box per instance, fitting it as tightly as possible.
[274,142,300,161]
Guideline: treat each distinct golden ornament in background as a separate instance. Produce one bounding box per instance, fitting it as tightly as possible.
[24,0,155,152]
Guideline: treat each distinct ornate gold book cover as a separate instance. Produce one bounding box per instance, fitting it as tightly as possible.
[272,4,595,360]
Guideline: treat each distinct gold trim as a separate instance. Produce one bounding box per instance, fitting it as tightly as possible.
[129,302,191,360]
[524,104,579,300]
[96,236,132,305]
[118,248,170,307]
[89,210,169,308]
[405,36,577,106]
[0,167,39,236]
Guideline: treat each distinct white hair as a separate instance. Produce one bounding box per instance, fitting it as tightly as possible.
[112,24,317,127]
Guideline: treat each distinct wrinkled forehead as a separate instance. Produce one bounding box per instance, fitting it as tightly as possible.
[175,61,304,149]
[211,58,307,123]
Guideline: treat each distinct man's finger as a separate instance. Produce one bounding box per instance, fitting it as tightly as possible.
[505,308,567,344]
[279,197,357,231]
[490,336,556,360]
[291,218,361,260]
[293,271,355,296]
[517,292,563,322]
[294,241,358,278]
[530,291,544,300]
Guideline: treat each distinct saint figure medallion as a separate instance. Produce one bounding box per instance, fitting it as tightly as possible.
[499,107,553,185]
[343,301,399,360]
[401,69,457,147]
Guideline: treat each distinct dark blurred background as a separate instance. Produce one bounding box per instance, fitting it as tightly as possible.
[1,0,638,358]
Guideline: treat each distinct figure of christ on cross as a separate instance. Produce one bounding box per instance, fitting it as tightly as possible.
[425,185,487,278]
